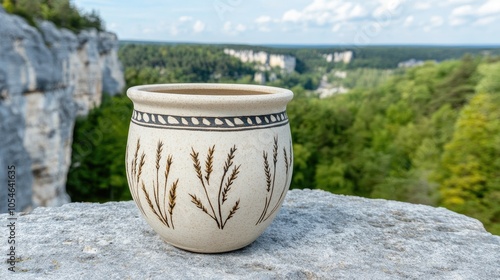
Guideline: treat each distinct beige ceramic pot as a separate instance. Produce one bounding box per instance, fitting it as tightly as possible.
[125,83,293,253]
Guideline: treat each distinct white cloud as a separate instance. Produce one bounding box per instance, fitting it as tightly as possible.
[179,16,193,22]
[425,16,444,31]
[372,0,404,18]
[448,1,500,27]
[235,23,247,32]
[258,26,271,32]
[166,16,206,36]
[446,0,477,4]
[223,21,232,32]
[223,21,247,35]
[255,16,272,24]
[255,15,273,32]
[282,9,302,22]
[170,26,179,36]
[477,0,500,16]
[403,15,414,27]
[332,23,342,32]
[449,17,467,26]
[279,0,371,30]
[414,2,431,10]
[350,4,367,18]
[375,0,405,11]
[451,5,474,17]
[430,16,444,26]
[473,16,497,25]
[193,20,205,33]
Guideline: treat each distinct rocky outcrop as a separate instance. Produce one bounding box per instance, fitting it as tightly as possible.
[0,7,124,212]
[224,48,296,73]
[1,189,499,279]
[323,51,353,64]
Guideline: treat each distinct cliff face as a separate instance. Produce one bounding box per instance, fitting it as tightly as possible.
[0,7,125,212]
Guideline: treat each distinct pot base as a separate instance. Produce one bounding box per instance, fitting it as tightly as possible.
[159,236,256,254]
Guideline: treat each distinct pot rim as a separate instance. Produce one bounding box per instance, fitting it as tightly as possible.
[127,83,293,107]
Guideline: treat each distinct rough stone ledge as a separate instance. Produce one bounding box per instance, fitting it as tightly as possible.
[1,189,499,279]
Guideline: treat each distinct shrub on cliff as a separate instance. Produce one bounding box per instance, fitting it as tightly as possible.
[1,0,103,31]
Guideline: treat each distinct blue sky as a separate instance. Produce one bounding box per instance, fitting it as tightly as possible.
[73,0,500,45]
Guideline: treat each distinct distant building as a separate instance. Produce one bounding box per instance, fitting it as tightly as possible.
[398,59,425,68]
[254,72,266,84]
[269,54,296,73]
[323,51,353,64]
[224,48,296,73]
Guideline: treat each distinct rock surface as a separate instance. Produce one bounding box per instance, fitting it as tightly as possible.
[0,7,125,212]
[1,189,499,279]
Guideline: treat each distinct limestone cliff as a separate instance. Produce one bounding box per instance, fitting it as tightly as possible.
[0,7,125,212]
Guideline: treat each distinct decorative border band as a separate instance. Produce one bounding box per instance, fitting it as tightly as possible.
[130,110,289,131]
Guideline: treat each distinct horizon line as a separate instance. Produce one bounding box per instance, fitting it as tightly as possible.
[118,39,500,48]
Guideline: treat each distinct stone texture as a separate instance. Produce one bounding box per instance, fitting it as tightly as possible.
[0,7,125,212]
[1,189,499,279]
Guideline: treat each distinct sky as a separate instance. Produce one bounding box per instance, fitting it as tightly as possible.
[73,0,500,45]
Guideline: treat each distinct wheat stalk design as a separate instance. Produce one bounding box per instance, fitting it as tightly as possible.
[152,142,163,223]
[142,180,169,226]
[190,145,241,229]
[168,179,179,229]
[257,137,279,224]
[222,165,240,204]
[217,145,237,225]
[264,144,293,222]
[189,194,214,218]
[191,148,204,181]
[205,145,215,184]
[135,146,147,217]
[126,145,144,215]
[133,139,140,178]
[257,136,292,224]
[263,151,272,191]
[163,154,173,226]
[272,136,278,165]
[126,140,146,217]
[128,138,178,229]
[223,199,240,228]
[190,147,220,228]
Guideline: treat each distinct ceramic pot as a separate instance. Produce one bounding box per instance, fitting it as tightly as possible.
[125,83,293,253]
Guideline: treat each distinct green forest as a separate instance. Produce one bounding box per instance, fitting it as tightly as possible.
[66,43,500,235]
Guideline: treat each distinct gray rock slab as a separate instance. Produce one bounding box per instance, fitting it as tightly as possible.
[1,189,499,279]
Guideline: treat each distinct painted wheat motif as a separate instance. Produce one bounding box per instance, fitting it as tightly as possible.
[205,145,215,184]
[126,138,178,229]
[126,139,147,217]
[223,199,240,228]
[263,151,272,192]
[189,194,213,218]
[222,165,240,204]
[168,179,179,229]
[264,143,293,222]
[189,145,241,230]
[256,136,293,225]
[190,147,220,228]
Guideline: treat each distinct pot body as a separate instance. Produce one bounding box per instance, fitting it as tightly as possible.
[126,83,293,253]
